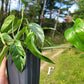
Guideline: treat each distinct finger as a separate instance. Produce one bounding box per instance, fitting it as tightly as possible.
[6,78,8,84]
[0,57,6,74]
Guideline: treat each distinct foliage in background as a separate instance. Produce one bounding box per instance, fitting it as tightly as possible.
[0,0,76,33]
[71,0,84,19]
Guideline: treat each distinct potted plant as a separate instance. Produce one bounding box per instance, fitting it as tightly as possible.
[0,0,73,84]
[0,0,54,84]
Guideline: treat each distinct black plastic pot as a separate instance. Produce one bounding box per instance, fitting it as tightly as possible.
[6,50,40,84]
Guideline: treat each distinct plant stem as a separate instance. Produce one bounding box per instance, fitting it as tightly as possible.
[0,45,7,56]
[24,18,29,24]
[18,4,25,32]
[0,45,8,66]
[25,26,28,35]
[41,46,72,50]
[12,21,15,39]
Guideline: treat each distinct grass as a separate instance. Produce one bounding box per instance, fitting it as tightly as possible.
[40,47,84,84]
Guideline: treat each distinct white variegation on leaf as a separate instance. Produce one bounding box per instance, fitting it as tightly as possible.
[28,23,44,45]
[1,15,15,32]
[9,40,26,72]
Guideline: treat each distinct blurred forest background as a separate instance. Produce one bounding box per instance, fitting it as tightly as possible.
[0,0,83,44]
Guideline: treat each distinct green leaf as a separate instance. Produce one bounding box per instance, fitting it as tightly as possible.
[1,33,13,42]
[1,15,15,32]
[28,23,44,45]
[26,32,54,64]
[0,33,13,45]
[0,32,6,45]
[0,45,9,66]
[7,19,21,34]
[64,26,84,52]
[9,40,26,72]
[74,18,84,42]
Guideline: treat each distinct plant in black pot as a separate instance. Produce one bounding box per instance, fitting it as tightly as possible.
[0,0,55,84]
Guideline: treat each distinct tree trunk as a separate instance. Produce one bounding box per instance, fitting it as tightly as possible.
[40,0,47,26]
[1,0,4,25]
[50,10,52,19]
[1,0,4,14]
[52,0,63,39]
[8,0,11,15]
[5,0,8,17]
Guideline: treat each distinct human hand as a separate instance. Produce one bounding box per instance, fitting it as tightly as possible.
[0,57,8,84]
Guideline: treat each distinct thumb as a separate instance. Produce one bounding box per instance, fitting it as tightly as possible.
[0,57,6,75]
